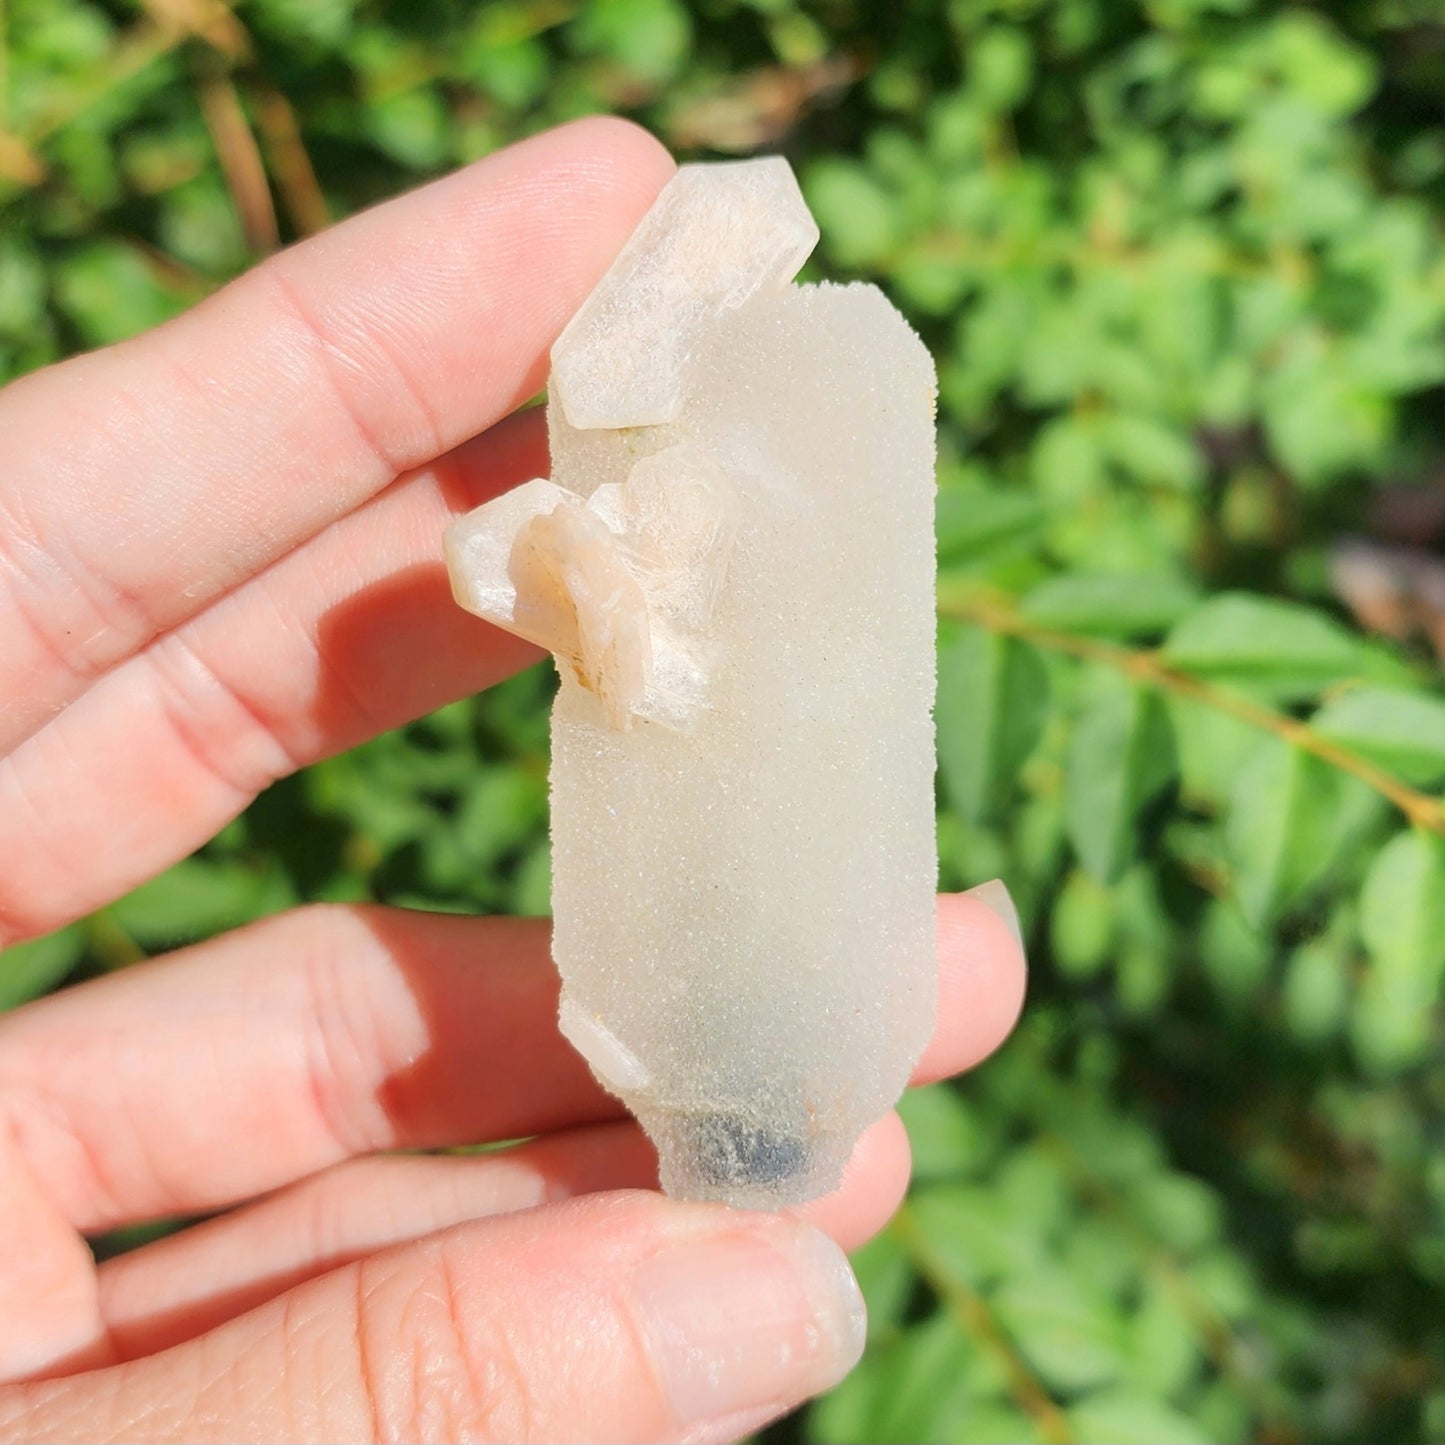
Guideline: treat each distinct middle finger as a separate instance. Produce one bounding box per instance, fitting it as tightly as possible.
[0,893,1025,1235]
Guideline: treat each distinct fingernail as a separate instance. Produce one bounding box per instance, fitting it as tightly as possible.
[631,1222,866,1432]
[967,877,1023,949]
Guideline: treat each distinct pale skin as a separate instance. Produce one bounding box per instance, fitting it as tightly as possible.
[0,119,1027,1443]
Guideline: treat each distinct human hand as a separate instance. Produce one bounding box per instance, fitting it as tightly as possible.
[0,118,1026,1443]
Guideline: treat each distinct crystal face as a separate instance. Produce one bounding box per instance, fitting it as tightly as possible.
[444,157,938,1208]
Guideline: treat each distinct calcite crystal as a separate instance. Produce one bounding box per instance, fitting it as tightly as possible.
[444,157,938,1209]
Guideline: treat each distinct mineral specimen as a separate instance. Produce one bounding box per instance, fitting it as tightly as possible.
[444,156,938,1209]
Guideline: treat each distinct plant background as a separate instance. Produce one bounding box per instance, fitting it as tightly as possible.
[5,1,1445,1441]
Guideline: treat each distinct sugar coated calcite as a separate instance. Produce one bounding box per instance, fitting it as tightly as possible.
[444,157,938,1208]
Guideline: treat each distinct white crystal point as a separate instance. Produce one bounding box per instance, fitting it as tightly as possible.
[444,155,937,1210]
[549,158,819,431]
[443,477,579,652]
[442,445,737,730]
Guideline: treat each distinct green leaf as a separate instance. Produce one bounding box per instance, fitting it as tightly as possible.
[0,234,47,337]
[1069,1389,1211,1445]
[108,857,278,947]
[1125,1275,1202,1397]
[1051,868,1117,980]
[995,1141,1077,1237]
[1352,830,1445,1073]
[853,1312,1004,1443]
[1190,1251,1259,1324]
[1020,573,1201,638]
[54,240,190,346]
[937,629,1050,822]
[511,840,552,917]
[1168,696,1264,810]
[1065,1215,1141,1299]
[948,1405,1045,1444]
[570,0,692,84]
[1030,414,1106,506]
[1313,688,1445,786]
[0,927,84,1012]
[1199,899,1274,999]
[993,1266,1128,1393]
[907,1184,1047,1290]
[456,769,548,871]
[1065,671,1178,883]
[364,86,451,170]
[459,37,548,109]
[1163,593,1370,701]
[1283,930,1351,1043]
[1225,740,1381,928]
[805,158,901,269]
[1117,941,1171,1016]
[1133,1172,1222,1255]
[967,25,1033,112]
[809,1350,887,1445]
[252,0,357,48]
[1099,413,1205,491]
[897,1083,981,1182]
[936,488,1045,564]
[1272,11,1378,118]
[1263,354,1391,488]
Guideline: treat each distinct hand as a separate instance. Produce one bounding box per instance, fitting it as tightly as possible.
[0,119,1026,1443]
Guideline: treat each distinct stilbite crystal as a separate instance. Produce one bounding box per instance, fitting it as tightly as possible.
[444,157,938,1208]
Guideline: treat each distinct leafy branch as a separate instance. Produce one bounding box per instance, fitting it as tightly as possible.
[1037,1125,1291,1441]
[938,586,1445,840]
[1,0,326,242]
[890,1203,1075,1445]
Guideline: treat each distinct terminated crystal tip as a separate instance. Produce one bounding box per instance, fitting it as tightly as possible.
[549,158,819,431]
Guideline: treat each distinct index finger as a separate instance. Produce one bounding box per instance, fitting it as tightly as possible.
[0,118,674,755]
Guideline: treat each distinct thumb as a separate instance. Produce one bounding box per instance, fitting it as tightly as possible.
[2,1191,867,1445]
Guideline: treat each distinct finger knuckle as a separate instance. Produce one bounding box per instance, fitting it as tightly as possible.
[354,1243,536,1444]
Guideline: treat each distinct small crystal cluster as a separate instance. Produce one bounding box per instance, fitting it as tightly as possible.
[445,158,938,1208]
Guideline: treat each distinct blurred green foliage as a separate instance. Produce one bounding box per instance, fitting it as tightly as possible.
[4,0,1445,1440]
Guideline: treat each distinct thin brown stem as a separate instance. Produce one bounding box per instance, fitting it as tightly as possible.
[891,1203,1075,1444]
[939,587,1445,838]
[196,71,277,252]
[0,0,8,127]
[83,911,146,971]
[133,0,250,61]
[252,82,330,236]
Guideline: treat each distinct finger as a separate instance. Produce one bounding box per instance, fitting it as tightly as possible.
[0,908,595,1234]
[94,1113,910,1364]
[794,1109,913,1249]
[0,407,547,947]
[0,892,1024,1233]
[0,1125,105,1386]
[917,883,1027,1083]
[0,116,673,754]
[97,1123,661,1362]
[1,1194,867,1445]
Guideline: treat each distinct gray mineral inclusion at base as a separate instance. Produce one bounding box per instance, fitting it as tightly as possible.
[443,156,938,1209]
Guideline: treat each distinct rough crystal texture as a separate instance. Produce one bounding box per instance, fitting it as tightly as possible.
[444,160,937,1208]
[549,158,818,431]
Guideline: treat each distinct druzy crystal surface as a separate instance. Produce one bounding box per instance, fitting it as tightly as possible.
[444,157,938,1208]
